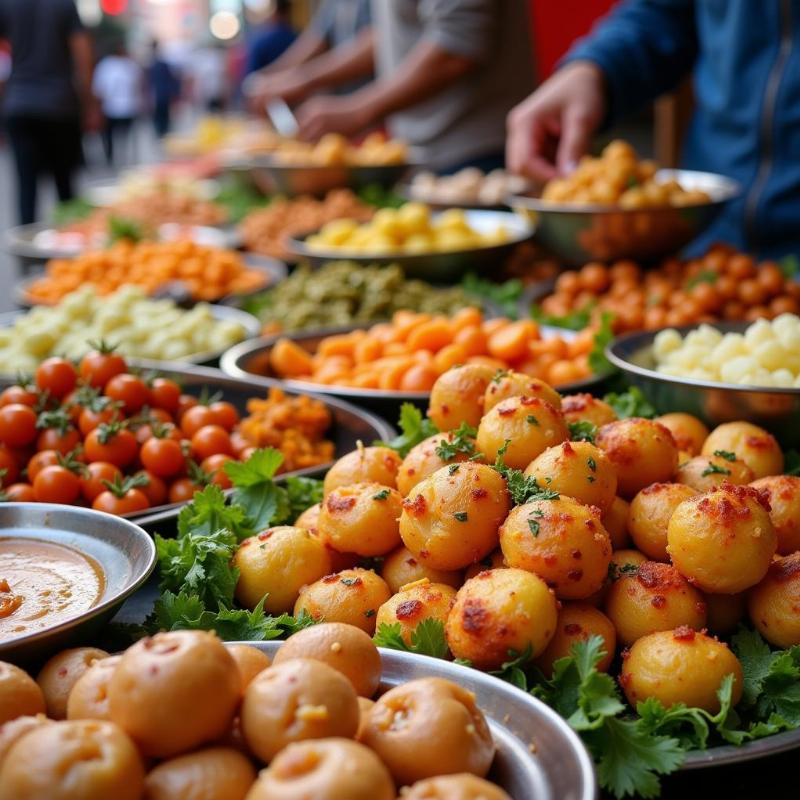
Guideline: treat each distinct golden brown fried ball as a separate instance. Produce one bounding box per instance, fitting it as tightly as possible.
[483,371,562,413]
[701,422,783,479]
[402,774,512,800]
[37,647,108,720]
[463,549,505,580]
[676,454,754,492]
[375,579,457,646]
[748,553,800,648]
[750,475,800,555]
[602,496,631,550]
[397,432,476,497]
[0,715,53,767]
[0,661,45,724]
[656,412,709,456]
[628,483,698,562]
[294,502,320,532]
[66,655,121,721]
[323,446,402,495]
[560,393,618,428]
[227,645,271,692]
[429,364,496,431]
[381,545,462,594]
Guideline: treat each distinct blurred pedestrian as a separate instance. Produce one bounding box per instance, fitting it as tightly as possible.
[188,42,228,113]
[245,0,296,76]
[147,40,180,138]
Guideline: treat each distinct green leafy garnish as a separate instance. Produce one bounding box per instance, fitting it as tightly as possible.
[373,619,449,659]
[372,488,391,501]
[603,387,656,419]
[779,254,800,279]
[176,484,251,542]
[51,197,95,225]
[588,312,615,374]
[531,303,594,331]
[490,645,534,690]
[701,461,731,477]
[685,270,718,289]
[569,420,597,442]
[462,273,523,319]
[285,476,324,520]
[224,448,289,533]
[434,422,477,461]
[108,216,145,243]
[493,445,560,505]
[453,511,468,522]
[713,449,736,462]
[378,403,438,457]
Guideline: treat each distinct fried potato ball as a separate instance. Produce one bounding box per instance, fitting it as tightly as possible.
[357,697,374,739]
[701,421,783,479]
[667,484,777,593]
[628,483,698,562]
[748,553,800,648]
[318,482,402,556]
[273,622,382,698]
[705,592,746,635]
[483,371,562,413]
[605,561,707,646]
[475,396,568,469]
[294,568,391,634]
[621,628,743,713]
[499,496,612,599]
[463,549,505,580]
[676,454,754,492]
[376,579,457,646]
[596,418,679,497]
[381,545,462,593]
[37,647,108,720]
[359,677,494,785]
[241,658,359,763]
[429,364,496,431]
[144,746,256,800]
[586,548,648,607]
[0,715,53,767]
[399,462,510,571]
[524,440,617,513]
[561,393,617,428]
[402,774,511,800]
[445,568,557,669]
[108,630,240,758]
[397,432,475,497]
[66,655,121,721]
[0,720,144,800]
[244,738,395,800]
[0,662,45,724]
[227,645,271,692]
[656,413,709,456]
[294,502,320,532]
[603,496,631,550]
[323,446,401,495]
[535,602,616,677]
[750,475,800,555]
[234,525,332,613]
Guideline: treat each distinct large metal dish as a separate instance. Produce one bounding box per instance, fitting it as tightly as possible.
[606,321,800,446]
[510,169,741,265]
[0,503,155,663]
[288,209,535,283]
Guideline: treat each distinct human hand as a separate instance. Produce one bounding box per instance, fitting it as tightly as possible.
[295,94,373,141]
[243,69,316,114]
[506,61,607,182]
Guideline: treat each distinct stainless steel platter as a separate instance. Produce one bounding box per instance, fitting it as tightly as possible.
[0,503,155,663]
[510,169,741,265]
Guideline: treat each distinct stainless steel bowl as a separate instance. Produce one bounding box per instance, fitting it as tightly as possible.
[0,503,155,663]
[287,209,534,283]
[606,321,800,446]
[510,169,741,265]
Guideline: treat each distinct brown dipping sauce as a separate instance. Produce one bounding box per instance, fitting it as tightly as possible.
[0,537,105,641]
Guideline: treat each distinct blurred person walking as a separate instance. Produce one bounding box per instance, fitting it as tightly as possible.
[147,40,180,138]
[0,0,96,224]
[245,0,296,76]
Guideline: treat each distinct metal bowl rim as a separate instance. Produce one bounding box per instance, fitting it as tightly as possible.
[244,154,420,173]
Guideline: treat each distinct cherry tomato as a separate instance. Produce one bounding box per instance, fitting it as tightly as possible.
[180,405,217,438]
[134,470,168,507]
[0,447,19,485]
[4,482,35,502]
[135,418,180,445]
[104,374,151,415]
[80,462,122,503]
[62,391,85,425]
[201,454,233,489]
[140,437,185,478]
[150,379,181,415]
[79,405,118,437]
[35,358,77,399]
[0,385,38,408]
[79,349,127,389]
[168,477,202,504]
[209,401,239,431]
[27,450,61,483]
[33,465,81,504]
[0,404,37,448]
[230,431,251,456]
[176,394,198,422]
[36,426,80,455]
[93,488,149,515]
[191,425,233,460]
[84,425,138,468]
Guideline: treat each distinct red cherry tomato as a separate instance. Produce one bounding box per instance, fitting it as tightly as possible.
[134,470,168,507]
[180,405,217,438]
[191,425,233,460]
[92,488,149,515]
[79,349,127,389]
[27,450,60,483]
[79,405,118,437]
[36,426,80,455]
[135,418,180,446]
[84,425,138,468]
[0,447,20,485]
[140,437,185,478]
[0,404,38,448]
[176,394,198,422]
[168,477,202,504]
[209,401,240,431]
[150,378,181,415]
[200,453,233,489]
[0,385,38,408]
[104,374,151,415]
[35,358,77,399]
[4,482,35,502]
[33,465,81,504]
[80,462,123,503]
[230,431,251,456]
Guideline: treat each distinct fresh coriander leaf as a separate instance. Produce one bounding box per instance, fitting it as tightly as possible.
[462,273,523,319]
[454,657,474,667]
[588,312,615,375]
[448,464,460,475]
[285,476,324,520]
[434,422,477,461]
[372,488,391,501]
[587,456,597,471]
[493,454,560,505]
[150,591,211,631]
[490,645,533,691]
[225,448,291,533]
[378,403,438,457]
[492,368,511,384]
[373,622,411,651]
[410,618,449,658]
[176,485,251,542]
[528,509,543,536]
[569,421,597,443]
[224,448,284,487]
[732,627,784,706]
[530,302,594,331]
[701,461,731,477]
[713,449,737,462]
[453,511,468,522]
[603,387,656,419]
[526,415,539,426]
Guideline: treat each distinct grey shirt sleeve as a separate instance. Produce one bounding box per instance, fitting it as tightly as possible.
[418,0,497,62]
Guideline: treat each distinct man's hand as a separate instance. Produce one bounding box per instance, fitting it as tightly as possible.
[506,61,607,181]
[243,69,317,114]
[295,94,373,141]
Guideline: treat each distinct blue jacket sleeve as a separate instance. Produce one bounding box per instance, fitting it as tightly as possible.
[563,0,698,122]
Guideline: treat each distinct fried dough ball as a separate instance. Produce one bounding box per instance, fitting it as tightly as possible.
[463,549,505,580]
[748,553,800,648]
[483,371,562,413]
[397,432,475,497]
[750,475,800,555]
[0,662,45,724]
[381,545,462,594]
[294,502,320,532]
[0,715,53,767]
[656,413,709,456]
[66,655,121,721]
[359,677,494,785]
[603,496,631,550]
[323,446,401,495]
[37,647,108,720]
[445,568,557,669]
[701,421,783,479]
[524,440,617,513]
[587,548,649,607]
[561,393,617,428]
[318,482,403,556]
[705,592,747,635]
[273,622,382,698]
[667,484,776,593]
[144,746,255,800]
[294,568,391,634]
[499,496,612,599]
[628,483,698,562]
[475,396,568,469]
[228,645,271,691]
[108,630,240,758]
[621,629,743,713]
[676,454,754,492]
[535,602,616,677]
[402,774,511,800]
[428,364,495,431]
[241,658,359,763]
[605,561,707,646]
[235,525,332,613]
[357,697,374,739]
[0,720,144,800]
[399,462,510,571]
[596,418,679,497]
[245,738,395,800]
[376,579,457,646]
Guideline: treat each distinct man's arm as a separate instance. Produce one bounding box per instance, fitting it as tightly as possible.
[259,26,328,75]
[70,30,101,131]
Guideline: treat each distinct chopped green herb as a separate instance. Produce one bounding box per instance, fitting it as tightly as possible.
[448,464,460,475]
[587,475,596,483]
[528,518,541,536]
[526,415,539,426]
[372,489,391,501]
[364,609,376,618]
[378,403,438,457]
[588,312,615,375]
[454,511,469,522]
[587,457,597,472]
[492,368,511,384]
[340,577,358,586]
[569,421,598,443]
[713,449,737,462]
[603,387,656,419]
[701,462,731,477]
[435,422,477,461]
